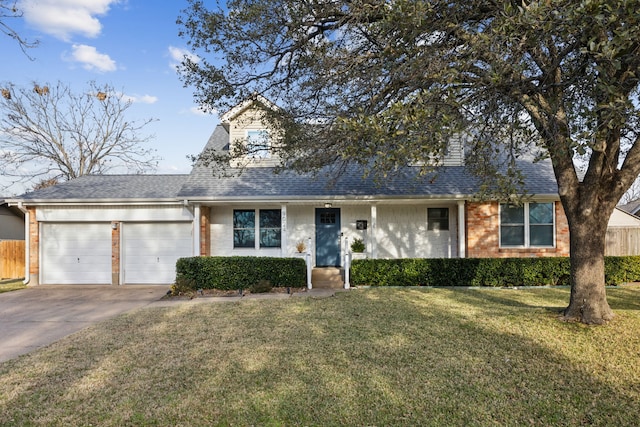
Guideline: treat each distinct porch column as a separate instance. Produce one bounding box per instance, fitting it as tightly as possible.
[281,204,288,256]
[371,204,378,259]
[457,200,466,258]
[193,204,201,256]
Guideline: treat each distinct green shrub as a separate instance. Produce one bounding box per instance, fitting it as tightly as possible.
[175,256,306,290]
[249,279,273,293]
[350,238,366,253]
[350,256,640,287]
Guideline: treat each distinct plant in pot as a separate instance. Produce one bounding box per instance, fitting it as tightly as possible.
[350,238,366,255]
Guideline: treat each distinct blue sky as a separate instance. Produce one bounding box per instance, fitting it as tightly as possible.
[1,0,219,194]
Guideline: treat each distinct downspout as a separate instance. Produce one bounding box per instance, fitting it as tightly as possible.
[17,203,30,285]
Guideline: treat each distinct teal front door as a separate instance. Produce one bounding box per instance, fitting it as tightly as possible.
[315,208,341,267]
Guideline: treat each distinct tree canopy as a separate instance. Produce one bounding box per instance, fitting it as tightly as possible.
[178,0,640,323]
[0,81,159,192]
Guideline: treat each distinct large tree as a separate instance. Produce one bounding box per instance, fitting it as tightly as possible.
[178,0,640,324]
[0,81,159,190]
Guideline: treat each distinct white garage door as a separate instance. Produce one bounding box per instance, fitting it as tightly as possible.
[122,222,193,284]
[41,223,112,284]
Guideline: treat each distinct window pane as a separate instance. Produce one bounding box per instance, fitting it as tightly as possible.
[233,210,255,228]
[233,210,255,248]
[529,203,553,224]
[428,208,449,231]
[234,230,255,248]
[500,204,524,224]
[260,229,282,248]
[247,130,270,158]
[501,225,524,246]
[260,210,281,228]
[259,209,282,248]
[530,225,553,246]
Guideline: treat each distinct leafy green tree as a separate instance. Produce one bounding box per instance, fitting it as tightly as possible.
[178,0,640,324]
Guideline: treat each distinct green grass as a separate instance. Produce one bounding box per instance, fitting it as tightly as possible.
[1,286,639,426]
[0,279,26,294]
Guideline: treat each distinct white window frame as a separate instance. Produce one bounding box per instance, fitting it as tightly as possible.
[499,202,556,248]
[232,208,282,250]
[246,129,270,159]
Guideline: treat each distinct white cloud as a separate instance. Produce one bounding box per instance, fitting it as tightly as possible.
[168,45,200,70]
[68,44,117,72]
[120,93,158,104]
[19,0,120,41]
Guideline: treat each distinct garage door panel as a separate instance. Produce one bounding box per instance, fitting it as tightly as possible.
[41,223,112,285]
[123,223,192,284]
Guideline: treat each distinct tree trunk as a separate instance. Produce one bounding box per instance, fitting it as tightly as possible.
[561,212,614,324]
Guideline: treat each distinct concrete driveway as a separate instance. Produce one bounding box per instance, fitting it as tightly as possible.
[0,285,170,363]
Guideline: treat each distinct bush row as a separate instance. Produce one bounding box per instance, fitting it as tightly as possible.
[349,256,640,287]
[175,256,306,290]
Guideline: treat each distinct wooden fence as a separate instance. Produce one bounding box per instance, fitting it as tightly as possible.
[606,227,640,256]
[0,240,25,279]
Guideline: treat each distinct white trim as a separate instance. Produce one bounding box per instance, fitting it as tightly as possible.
[457,201,466,258]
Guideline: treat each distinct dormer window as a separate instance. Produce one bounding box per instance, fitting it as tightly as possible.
[246,129,270,159]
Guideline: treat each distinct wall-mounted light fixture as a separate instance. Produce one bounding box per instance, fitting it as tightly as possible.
[111,222,118,230]
[324,202,332,208]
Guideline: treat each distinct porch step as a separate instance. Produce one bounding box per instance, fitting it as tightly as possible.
[312,267,344,289]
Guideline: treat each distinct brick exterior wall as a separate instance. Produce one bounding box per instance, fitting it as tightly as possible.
[27,207,39,283]
[111,222,120,285]
[200,206,211,256]
[466,201,570,258]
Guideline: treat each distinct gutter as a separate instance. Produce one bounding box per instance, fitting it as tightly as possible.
[16,202,29,285]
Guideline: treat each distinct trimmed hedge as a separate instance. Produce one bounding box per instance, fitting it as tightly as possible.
[175,256,306,290]
[350,256,640,287]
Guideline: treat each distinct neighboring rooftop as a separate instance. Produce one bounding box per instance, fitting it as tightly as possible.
[618,199,640,216]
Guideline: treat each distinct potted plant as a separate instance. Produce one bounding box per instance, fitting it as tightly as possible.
[350,238,366,259]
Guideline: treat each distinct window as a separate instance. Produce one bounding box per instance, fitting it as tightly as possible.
[500,202,554,247]
[259,209,281,248]
[233,209,282,249]
[233,210,255,248]
[246,129,270,159]
[428,208,449,231]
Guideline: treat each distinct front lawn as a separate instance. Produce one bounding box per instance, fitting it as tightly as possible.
[1,287,639,425]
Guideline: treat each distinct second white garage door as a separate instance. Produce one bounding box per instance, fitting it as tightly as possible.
[122,223,193,284]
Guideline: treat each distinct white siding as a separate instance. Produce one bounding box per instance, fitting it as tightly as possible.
[37,205,192,222]
[376,204,457,258]
[209,203,459,260]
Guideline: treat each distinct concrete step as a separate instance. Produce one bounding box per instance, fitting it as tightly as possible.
[312,267,344,289]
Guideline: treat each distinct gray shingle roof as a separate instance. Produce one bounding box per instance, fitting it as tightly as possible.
[178,124,558,200]
[10,124,559,202]
[16,175,189,201]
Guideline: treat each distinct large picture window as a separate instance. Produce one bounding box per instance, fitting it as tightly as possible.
[233,209,282,249]
[500,202,554,247]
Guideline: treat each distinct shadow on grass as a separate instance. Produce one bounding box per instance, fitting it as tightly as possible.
[0,288,639,425]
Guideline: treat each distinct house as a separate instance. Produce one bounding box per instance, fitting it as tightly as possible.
[0,199,25,241]
[618,199,640,217]
[6,99,570,286]
[606,207,640,256]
